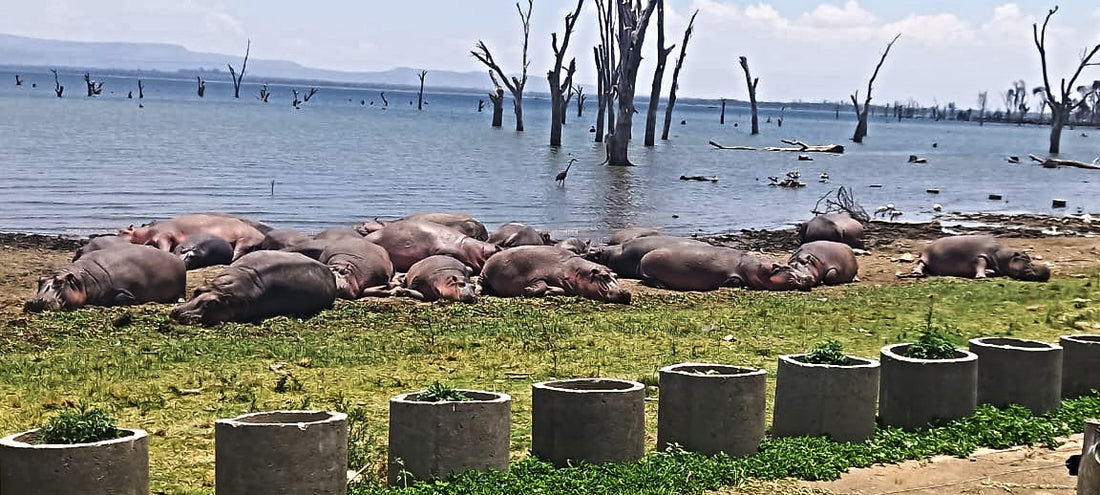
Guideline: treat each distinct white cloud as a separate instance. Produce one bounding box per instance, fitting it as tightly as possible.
[801,0,876,29]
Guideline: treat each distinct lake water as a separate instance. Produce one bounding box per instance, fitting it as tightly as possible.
[2,67,1098,239]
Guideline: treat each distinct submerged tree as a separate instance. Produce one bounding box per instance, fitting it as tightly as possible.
[417,70,427,110]
[548,0,584,146]
[977,91,988,126]
[643,0,675,147]
[575,85,586,118]
[50,69,63,98]
[472,0,532,132]
[83,73,103,97]
[661,10,697,141]
[228,40,250,99]
[196,76,206,98]
[592,0,618,144]
[488,72,505,127]
[258,83,271,102]
[1033,6,1099,154]
[606,0,660,166]
[850,34,901,143]
[14,74,22,86]
[739,56,760,135]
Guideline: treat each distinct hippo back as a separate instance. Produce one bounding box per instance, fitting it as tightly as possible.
[798,213,865,249]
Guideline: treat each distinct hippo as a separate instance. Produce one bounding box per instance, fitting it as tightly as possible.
[72,234,130,261]
[639,245,813,292]
[26,245,186,312]
[788,240,859,286]
[314,227,364,241]
[363,220,500,273]
[587,236,709,279]
[317,237,395,299]
[357,212,489,241]
[555,237,590,254]
[797,213,865,249]
[607,227,662,245]
[170,251,337,325]
[392,255,477,303]
[118,213,267,261]
[488,222,550,247]
[911,235,1051,281]
[174,233,234,270]
[480,246,631,304]
[258,228,313,251]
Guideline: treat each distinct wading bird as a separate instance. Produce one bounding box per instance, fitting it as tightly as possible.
[556,158,577,186]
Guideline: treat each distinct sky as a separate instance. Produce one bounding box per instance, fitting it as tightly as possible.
[3,1,1100,106]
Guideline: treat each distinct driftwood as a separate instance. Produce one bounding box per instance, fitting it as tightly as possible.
[680,175,717,182]
[1028,154,1100,170]
[709,139,844,154]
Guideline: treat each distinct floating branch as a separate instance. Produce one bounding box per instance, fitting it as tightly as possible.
[709,139,844,153]
[1028,154,1100,170]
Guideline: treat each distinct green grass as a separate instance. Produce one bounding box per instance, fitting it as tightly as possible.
[1,272,1099,493]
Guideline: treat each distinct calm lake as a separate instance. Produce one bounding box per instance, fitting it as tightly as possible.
[1,68,1098,239]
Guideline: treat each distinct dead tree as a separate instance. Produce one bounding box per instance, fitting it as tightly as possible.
[977,91,988,126]
[720,98,726,124]
[14,74,22,86]
[575,85,586,117]
[258,83,271,102]
[593,0,618,144]
[488,72,505,127]
[661,10,697,140]
[850,34,900,143]
[197,76,205,97]
[644,0,675,146]
[292,90,302,109]
[228,39,250,99]
[606,0,660,166]
[739,56,760,135]
[50,69,63,98]
[380,92,388,106]
[82,73,104,97]
[1033,6,1099,154]
[472,0,532,132]
[417,70,427,110]
[303,88,318,102]
[548,0,584,146]
[561,81,575,124]
[138,79,144,99]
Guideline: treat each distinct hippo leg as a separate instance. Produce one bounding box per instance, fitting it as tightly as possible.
[359,286,395,298]
[974,257,989,278]
[722,276,745,288]
[523,280,566,297]
[391,287,426,300]
[911,260,928,277]
[822,268,840,285]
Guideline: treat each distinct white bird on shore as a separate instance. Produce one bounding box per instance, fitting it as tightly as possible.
[889,210,903,221]
[932,204,942,212]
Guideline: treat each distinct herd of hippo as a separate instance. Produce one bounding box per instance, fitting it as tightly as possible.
[24,211,1051,325]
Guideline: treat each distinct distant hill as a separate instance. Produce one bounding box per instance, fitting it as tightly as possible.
[0,33,493,90]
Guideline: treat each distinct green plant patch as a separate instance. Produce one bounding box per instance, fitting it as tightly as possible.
[415,381,469,402]
[904,331,958,360]
[37,404,122,444]
[801,338,850,365]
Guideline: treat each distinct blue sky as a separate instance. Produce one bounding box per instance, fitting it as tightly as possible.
[3,1,1099,105]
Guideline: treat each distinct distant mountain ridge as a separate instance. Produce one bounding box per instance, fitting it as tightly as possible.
[0,33,494,90]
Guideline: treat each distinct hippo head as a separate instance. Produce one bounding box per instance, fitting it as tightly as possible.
[466,240,502,273]
[170,287,235,326]
[355,218,388,236]
[788,254,823,286]
[117,224,152,244]
[556,237,591,255]
[434,271,478,303]
[573,264,631,304]
[330,263,362,299]
[761,262,815,291]
[24,272,87,312]
[1004,252,1051,282]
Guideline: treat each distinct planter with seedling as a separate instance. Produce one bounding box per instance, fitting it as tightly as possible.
[773,339,880,442]
[657,363,767,456]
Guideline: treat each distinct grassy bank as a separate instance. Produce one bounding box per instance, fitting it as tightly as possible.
[1,273,1098,493]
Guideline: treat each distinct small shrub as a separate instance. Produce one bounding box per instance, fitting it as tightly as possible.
[904,331,957,360]
[415,381,468,402]
[801,339,850,365]
[38,404,122,444]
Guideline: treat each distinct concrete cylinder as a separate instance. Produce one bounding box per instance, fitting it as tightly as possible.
[969,337,1062,415]
[1062,334,1100,399]
[531,378,644,466]
[657,363,766,456]
[773,354,880,443]
[1081,418,1100,495]
[215,410,347,495]
[879,343,978,430]
[387,390,511,486]
[0,428,148,495]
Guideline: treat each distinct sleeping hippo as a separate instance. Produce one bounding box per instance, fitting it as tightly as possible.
[488,222,551,248]
[639,245,813,292]
[607,227,662,245]
[317,237,395,299]
[314,227,364,241]
[258,228,313,251]
[555,237,590,254]
[587,236,709,279]
[118,213,267,261]
[174,234,234,270]
[392,255,477,303]
[364,220,500,273]
[797,213,865,249]
[357,212,489,241]
[26,245,186,312]
[788,240,859,286]
[170,250,337,325]
[911,235,1050,281]
[480,246,631,304]
[72,234,130,261]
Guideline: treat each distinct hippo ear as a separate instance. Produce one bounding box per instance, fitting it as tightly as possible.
[62,272,79,288]
[770,263,786,274]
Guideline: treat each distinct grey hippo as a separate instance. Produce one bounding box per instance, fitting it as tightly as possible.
[480,245,631,304]
[911,235,1050,281]
[639,244,813,292]
[26,244,186,312]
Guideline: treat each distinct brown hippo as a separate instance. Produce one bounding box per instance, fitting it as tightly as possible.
[788,240,859,286]
[170,251,337,325]
[258,228,313,251]
[174,233,234,270]
[587,236,709,279]
[480,246,631,304]
[911,235,1050,281]
[488,222,551,248]
[118,213,267,261]
[797,213,865,249]
[357,212,489,241]
[317,237,395,299]
[314,227,364,241]
[26,245,186,312]
[555,237,590,254]
[639,245,813,292]
[392,255,477,303]
[363,220,500,273]
[72,234,130,261]
[607,227,662,245]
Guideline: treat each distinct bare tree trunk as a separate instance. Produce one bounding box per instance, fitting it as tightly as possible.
[562,81,574,125]
[196,76,205,97]
[472,0,532,132]
[303,88,318,102]
[575,85,586,118]
[594,47,607,142]
[607,0,660,166]
[851,34,900,143]
[417,70,427,110]
[83,73,103,97]
[488,72,505,127]
[662,10,697,141]
[594,0,618,144]
[228,40,250,99]
[1033,6,1099,154]
[739,56,760,135]
[137,79,144,99]
[720,99,726,124]
[14,74,22,86]
[548,0,584,146]
[51,69,63,98]
[644,0,674,147]
[380,92,388,107]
